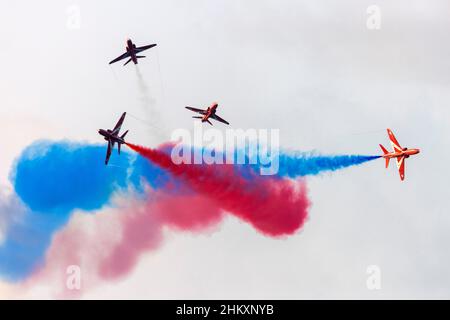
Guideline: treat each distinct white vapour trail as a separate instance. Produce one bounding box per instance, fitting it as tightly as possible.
[134,67,167,142]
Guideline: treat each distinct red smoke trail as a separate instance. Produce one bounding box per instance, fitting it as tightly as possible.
[22,144,310,298]
[22,145,310,298]
[24,191,224,298]
[126,143,310,236]
[98,191,223,280]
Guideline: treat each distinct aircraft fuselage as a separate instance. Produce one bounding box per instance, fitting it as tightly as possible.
[382,148,420,159]
[126,39,138,64]
[202,103,218,122]
[98,129,125,144]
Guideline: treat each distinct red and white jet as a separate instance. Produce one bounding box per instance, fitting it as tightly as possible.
[379,128,420,181]
[109,38,157,66]
[185,102,230,126]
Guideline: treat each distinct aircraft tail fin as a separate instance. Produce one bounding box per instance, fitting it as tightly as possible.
[380,144,390,168]
[124,58,132,66]
[117,130,128,155]
[120,130,128,140]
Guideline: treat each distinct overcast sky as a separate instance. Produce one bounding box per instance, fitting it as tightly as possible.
[1,0,450,299]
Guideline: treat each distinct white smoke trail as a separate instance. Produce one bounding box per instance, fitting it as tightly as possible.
[134,66,167,142]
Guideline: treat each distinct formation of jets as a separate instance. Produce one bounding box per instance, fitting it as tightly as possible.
[102,38,421,181]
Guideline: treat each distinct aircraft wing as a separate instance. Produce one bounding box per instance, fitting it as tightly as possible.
[112,112,126,134]
[135,44,157,53]
[109,52,131,65]
[185,106,206,115]
[396,156,405,181]
[387,128,402,152]
[211,114,230,125]
[105,140,112,165]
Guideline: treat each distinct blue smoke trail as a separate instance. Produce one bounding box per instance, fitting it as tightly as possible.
[172,144,380,178]
[0,140,380,281]
[277,153,381,178]
[0,140,168,281]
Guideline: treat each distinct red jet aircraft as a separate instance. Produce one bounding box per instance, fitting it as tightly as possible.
[379,128,420,181]
[185,102,230,126]
[109,38,157,66]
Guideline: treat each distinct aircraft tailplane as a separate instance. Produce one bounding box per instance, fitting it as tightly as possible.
[380,144,390,168]
[124,58,133,66]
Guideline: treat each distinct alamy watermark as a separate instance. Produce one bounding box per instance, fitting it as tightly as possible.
[66,265,81,290]
[170,122,280,175]
[66,4,81,30]
[366,265,381,290]
[366,5,381,30]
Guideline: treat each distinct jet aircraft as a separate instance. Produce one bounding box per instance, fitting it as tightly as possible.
[185,102,230,126]
[109,38,157,66]
[98,112,128,165]
[380,128,420,181]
